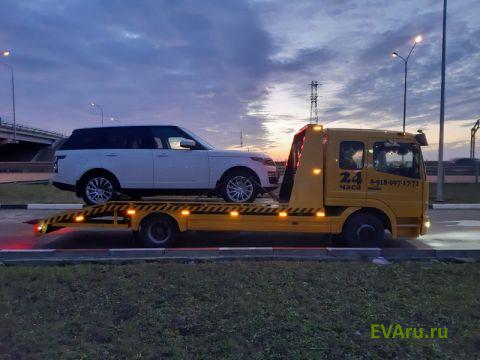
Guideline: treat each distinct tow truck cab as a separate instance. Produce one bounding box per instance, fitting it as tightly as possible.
[280,124,429,239]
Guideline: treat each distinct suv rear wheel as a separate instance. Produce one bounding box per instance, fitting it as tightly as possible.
[220,170,259,203]
[81,173,118,205]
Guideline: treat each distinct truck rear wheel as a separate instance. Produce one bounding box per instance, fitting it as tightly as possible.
[138,214,179,248]
[343,213,384,246]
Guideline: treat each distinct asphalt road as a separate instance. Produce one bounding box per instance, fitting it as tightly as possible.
[0,209,479,250]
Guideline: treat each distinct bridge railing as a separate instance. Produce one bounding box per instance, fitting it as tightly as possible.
[0,120,65,139]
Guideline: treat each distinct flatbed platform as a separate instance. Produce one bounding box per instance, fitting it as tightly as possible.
[35,200,326,235]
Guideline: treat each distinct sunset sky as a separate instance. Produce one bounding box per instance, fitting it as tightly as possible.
[0,0,479,160]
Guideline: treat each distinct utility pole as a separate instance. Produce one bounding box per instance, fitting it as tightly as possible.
[470,119,479,158]
[471,119,479,183]
[436,0,447,201]
[240,130,243,148]
[309,81,319,124]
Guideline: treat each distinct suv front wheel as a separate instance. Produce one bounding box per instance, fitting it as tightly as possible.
[220,170,259,203]
[80,173,118,205]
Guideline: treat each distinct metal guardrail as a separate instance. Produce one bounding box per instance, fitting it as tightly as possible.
[0,162,54,173]
[0,161,477,180]
[0,121,65,139]
[425,165,478,176]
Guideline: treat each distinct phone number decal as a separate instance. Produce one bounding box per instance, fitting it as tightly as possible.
[369,179,419,187]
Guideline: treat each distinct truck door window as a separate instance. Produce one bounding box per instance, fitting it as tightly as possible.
[373,142,420,179]
[339,141,364,170]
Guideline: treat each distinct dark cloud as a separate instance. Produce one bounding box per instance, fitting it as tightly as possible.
[0,0,478,159]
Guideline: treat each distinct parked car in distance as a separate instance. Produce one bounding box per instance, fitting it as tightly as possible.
[52,125,279,205]
[451,157,480,167]
[449,158,480,173]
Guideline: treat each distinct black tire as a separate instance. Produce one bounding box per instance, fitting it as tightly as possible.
[138,214,179,248]
[343,212,385,246]
[220,169,259,203]
[80,172,119,206]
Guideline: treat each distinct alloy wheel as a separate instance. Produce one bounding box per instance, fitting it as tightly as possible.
[226,176,254,202]
[85,177,114,204]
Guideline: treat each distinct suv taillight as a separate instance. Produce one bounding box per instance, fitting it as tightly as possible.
[54,155,66,173]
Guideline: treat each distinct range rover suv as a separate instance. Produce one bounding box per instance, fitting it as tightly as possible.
[52,125,279,205]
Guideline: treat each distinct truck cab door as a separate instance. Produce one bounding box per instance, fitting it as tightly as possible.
[366,139,423,218]
[325,138,367,201]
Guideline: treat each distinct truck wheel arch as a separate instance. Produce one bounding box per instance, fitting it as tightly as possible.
[133,211,187,233]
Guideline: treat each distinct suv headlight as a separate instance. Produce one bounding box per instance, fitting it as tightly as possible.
[251,157,275,166]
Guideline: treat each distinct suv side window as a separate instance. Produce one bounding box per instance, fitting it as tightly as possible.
[60,129,105,150]
[373,142,420,178]
[339,141,364,170]
[60,127,154,150]
[103,127,153,149]
[150,126,205,150]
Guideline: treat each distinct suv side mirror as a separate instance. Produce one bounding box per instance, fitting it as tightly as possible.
[180,139,196,149]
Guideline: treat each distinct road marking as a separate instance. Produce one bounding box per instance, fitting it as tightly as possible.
[440,220,480,227]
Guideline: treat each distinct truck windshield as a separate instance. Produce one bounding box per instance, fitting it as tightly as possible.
[373,142,421,179]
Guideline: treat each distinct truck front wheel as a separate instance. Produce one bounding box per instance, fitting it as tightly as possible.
[343,213,384,246]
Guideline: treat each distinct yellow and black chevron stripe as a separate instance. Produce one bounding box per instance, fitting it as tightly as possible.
[42,201,323,225]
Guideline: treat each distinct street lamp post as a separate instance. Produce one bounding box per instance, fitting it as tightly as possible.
[392,35,422,133]
[436,0,448,202]
[90,102,104,126]
[1,50,17,141]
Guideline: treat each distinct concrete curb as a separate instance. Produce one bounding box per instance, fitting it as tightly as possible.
[1,247,479,264]
[429,203,480,210]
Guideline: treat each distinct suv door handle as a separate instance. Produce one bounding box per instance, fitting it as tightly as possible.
[105,153,118,157]
[156,153,169,157]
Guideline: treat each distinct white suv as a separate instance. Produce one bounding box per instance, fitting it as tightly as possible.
[52,125,279,205]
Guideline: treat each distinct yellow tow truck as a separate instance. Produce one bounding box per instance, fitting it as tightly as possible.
[35,124,430,246]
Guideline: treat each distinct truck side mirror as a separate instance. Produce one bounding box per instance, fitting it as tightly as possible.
[180,139,196,149]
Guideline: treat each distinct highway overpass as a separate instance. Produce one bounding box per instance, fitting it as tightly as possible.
[0,121,65,161]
